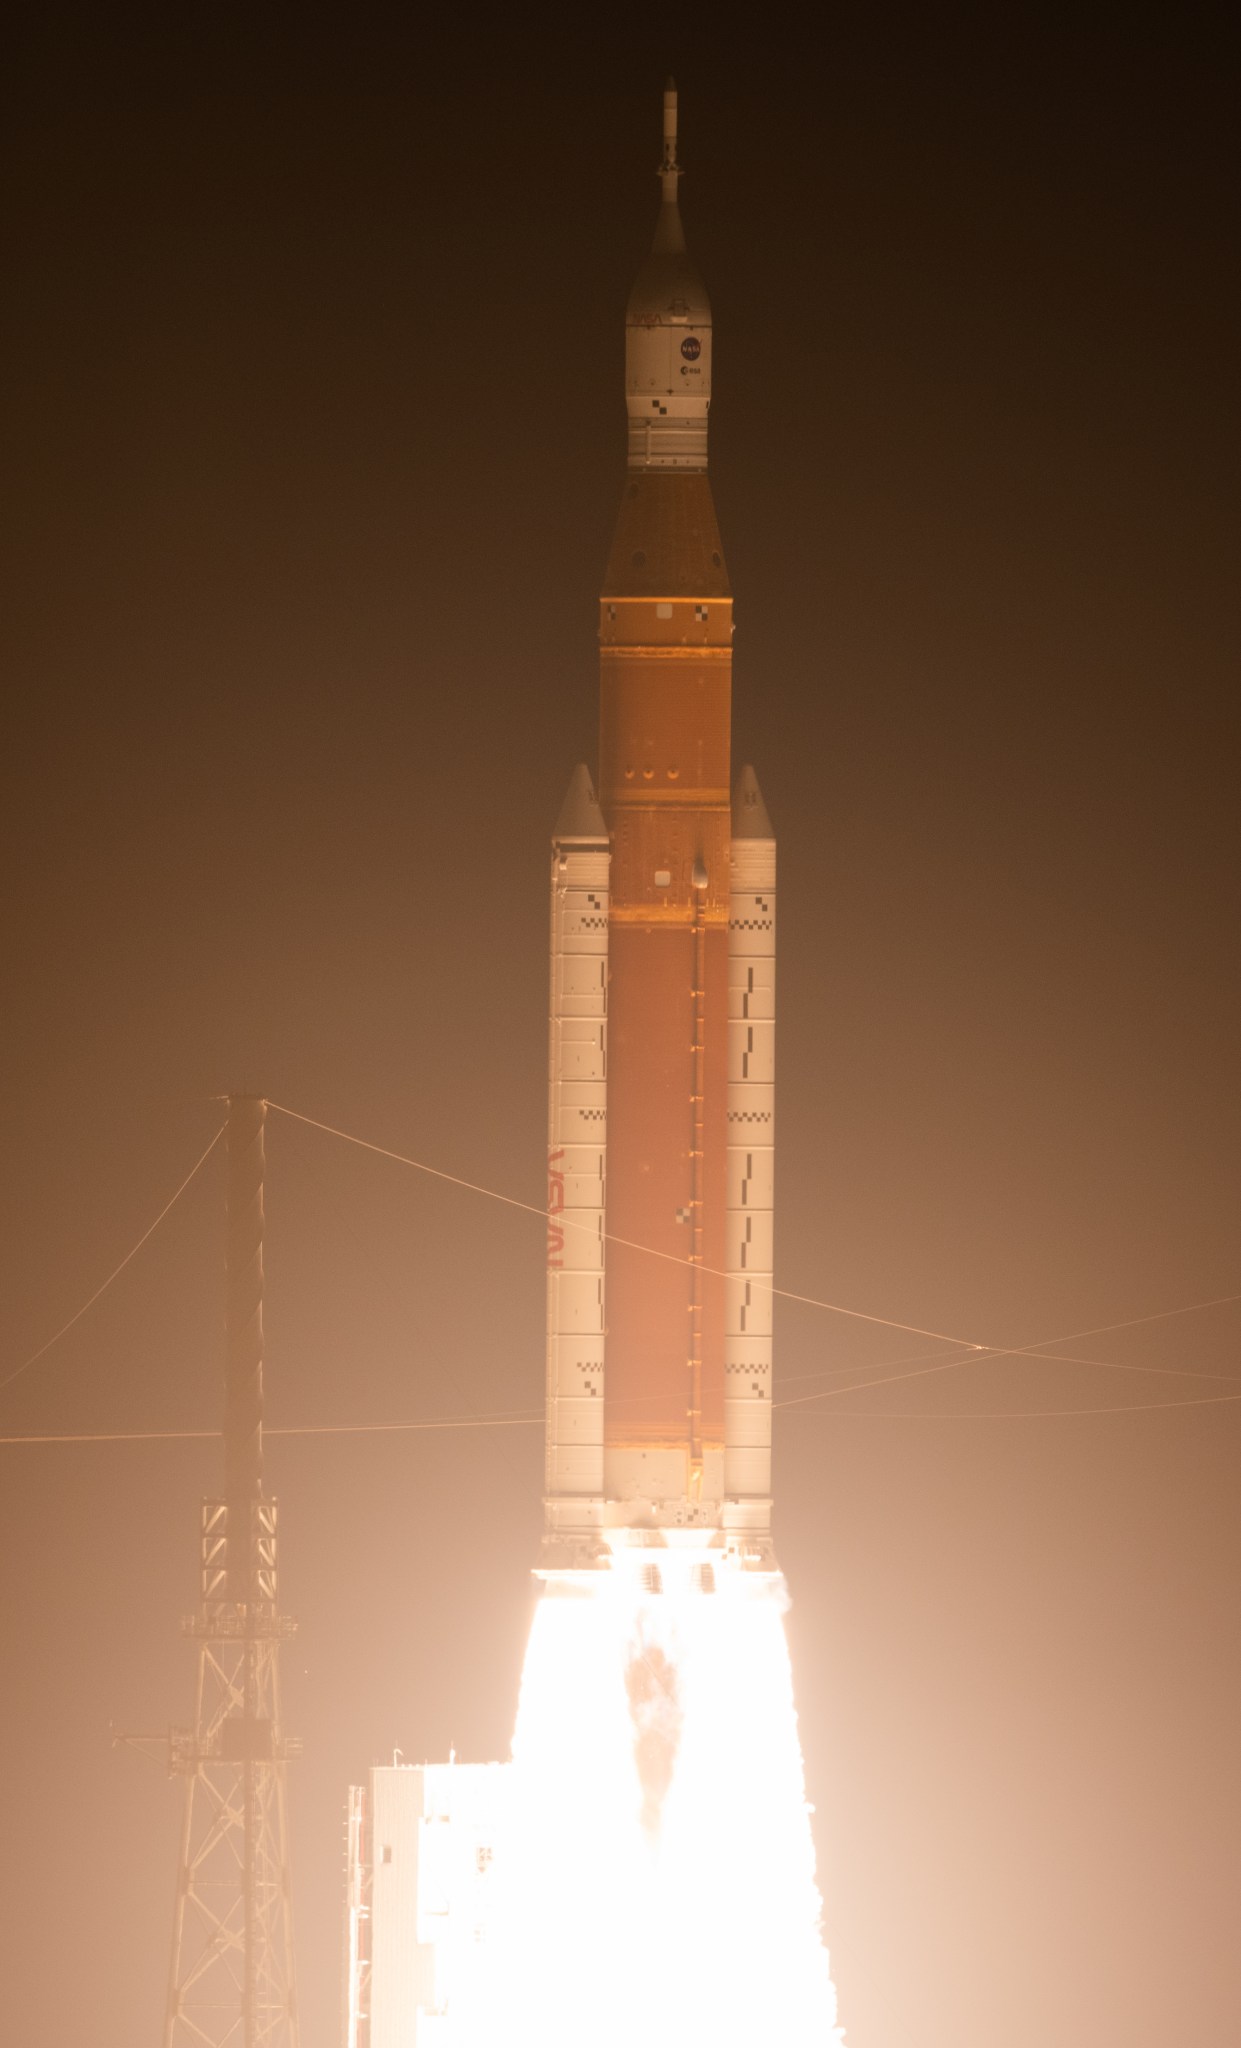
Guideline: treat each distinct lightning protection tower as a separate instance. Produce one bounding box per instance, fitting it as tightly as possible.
[163,1095,300,2048]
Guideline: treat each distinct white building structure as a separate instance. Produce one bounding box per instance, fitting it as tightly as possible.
[343,1762,510,2048]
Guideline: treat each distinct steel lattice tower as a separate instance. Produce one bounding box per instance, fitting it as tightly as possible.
[164,1096,300,2048]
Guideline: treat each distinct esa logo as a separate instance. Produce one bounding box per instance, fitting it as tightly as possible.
[680,335,702,361]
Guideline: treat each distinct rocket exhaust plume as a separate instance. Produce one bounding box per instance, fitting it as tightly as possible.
[470,86,842,2047]
[478,1571,840,2046]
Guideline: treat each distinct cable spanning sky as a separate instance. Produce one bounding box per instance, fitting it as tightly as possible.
[5,1101,1239,1420]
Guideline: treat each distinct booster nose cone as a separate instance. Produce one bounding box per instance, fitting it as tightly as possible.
[553,762,608,845]
[626,82,712,472]
[731,765,774,840]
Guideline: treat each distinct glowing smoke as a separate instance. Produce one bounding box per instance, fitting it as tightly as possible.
[476,1563,843,2048]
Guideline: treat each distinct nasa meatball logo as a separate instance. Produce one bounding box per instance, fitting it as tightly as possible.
[680,335,702,361]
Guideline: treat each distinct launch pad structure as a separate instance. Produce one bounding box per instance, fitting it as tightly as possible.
[161,1096,301,2048]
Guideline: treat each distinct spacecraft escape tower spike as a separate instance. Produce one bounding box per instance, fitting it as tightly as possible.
[163,1095,300,2048]
[542,85,778,1582]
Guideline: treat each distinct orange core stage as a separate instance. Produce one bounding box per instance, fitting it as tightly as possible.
[599,476,732,1502]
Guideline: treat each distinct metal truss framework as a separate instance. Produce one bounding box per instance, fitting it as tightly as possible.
[162,1099,300,2048]
[164,1505,301,2048]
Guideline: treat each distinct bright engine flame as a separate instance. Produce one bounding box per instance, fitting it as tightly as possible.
[474,1559,843,2048]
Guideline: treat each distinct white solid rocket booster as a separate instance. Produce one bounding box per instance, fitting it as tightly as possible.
[724,766,776,1536]
[544,766,610,1553]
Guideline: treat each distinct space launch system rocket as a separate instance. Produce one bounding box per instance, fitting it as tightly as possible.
[543,86,777,1583]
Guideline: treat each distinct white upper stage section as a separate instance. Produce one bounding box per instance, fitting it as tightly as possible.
[626,84,712,473]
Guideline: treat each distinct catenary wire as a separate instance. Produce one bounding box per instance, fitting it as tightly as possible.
[268,1100,1240,1393]
[777,1342,1237,1393]
[791,1390,1241,1419]
[0,1123,227,1397]
[266,1099,987,1349]
[773,1296,1241,1411]
[5,1101,1236,1429]
[0,1413,542,1446]
[4,1385,1240,1448]
[776,1351,1241,1412]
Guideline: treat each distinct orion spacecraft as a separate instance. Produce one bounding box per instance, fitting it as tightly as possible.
[543,85,777,1582]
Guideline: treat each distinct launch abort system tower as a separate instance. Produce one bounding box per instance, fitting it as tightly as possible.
[543,87,777,1581]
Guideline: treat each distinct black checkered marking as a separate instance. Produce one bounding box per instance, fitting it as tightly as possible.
[730,895,772,934]
[574,1359,603,1399]
[726,1355,770,1397]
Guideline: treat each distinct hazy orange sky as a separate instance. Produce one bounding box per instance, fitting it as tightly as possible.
[2,11,1237,2047]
